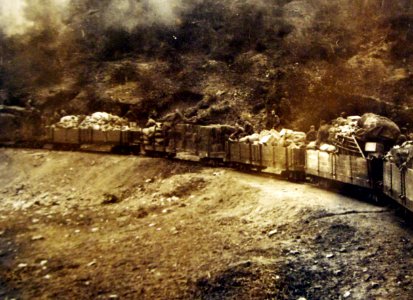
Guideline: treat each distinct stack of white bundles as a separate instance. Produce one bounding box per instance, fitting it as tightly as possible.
[239,128,306,148]
[258,129,281,145]
[280,129,306,148]
[55,115,80,129]
[239,133,260,143]
[331,116,361,141]
[306,141,317,149]
[319,143,337,152]
[79,112,130,131]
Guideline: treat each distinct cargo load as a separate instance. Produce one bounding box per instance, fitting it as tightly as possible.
[238,128,306,148]
[327,115,360,141]
[54,112,132,131]
[319,113,399,154]
[386,142,413,168]
[319,143,337,152]
[355,113,400,144]
[55,115,81,129]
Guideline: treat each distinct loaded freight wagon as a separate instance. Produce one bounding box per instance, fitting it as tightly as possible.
[165,124,236,162]
[305,150,372,189]
[7,110,413,217]
[142,123,236,161]
[47,112,141,152]
[383,162,410,210]
[48,126,142,152]
[225,141,305,179]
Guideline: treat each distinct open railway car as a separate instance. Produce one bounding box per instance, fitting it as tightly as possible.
[8,121,413,215]
[305,150,372,189]
[47,127,141,152]
[226,141,305,179]
[383,161,413,212]
[143,124,235,162]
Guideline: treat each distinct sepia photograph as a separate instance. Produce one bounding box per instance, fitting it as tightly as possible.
[1,0,413,299]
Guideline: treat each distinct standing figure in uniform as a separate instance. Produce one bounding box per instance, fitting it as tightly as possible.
[265,110,280,130]
[306,125,317,142]
[316,120,331,146]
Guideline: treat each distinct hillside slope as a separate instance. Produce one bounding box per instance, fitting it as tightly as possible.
[1,1,413,130]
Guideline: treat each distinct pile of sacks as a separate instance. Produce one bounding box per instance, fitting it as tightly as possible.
[315,113,400,153]
[56,115,80,129]
[55,112,131,131]
[329,116,361,141]
[306,140,337,152]
[311,116,361,152]
[328,113,400,145]
[355,113,400,144]
[79,112,130,131]
[239,129,306,148]
[386,141,413,169]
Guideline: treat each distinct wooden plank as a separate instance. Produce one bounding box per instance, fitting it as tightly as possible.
[261,144,273,169]
[318,151,333,179]
[273,146,287,174]
[335,154,351,184]
[228,142,241,163]
[173,124,186,152]
[106,130,121,143]
[197,126,210,159]
[183,125,198,155]
[92,130,107,144]
[404,169,413,212]
[383,161,392,196]
[120,130,130,145]
[65,128,80,144]
[391,163,402,197]
[352,156,370,188]
[288,148,305,172]
[239,143,251,164]
[52,128,67,143]
[251,144,261,166]
[209,126,227,159]
[305,150,319,176]
[79,129,93,144]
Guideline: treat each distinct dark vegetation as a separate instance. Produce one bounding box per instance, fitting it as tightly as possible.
[1,0,413,130]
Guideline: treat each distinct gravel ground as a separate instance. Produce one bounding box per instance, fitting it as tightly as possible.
[0,148,412,299]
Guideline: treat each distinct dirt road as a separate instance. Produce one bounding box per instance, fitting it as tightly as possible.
[0,148,412,299]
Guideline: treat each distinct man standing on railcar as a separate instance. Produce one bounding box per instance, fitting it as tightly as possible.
[306,125,317,142]
[316,120,331,146]
[229,121,245,141]
[265,110,280,130]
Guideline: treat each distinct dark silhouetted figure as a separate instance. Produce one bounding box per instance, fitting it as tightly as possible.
[229,122,245,141]
[265,110,280,130]
[244,120,254,136]
[306,125,317,142]
[317,120,331,145]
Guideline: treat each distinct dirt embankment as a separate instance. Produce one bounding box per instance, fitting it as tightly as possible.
[1,148,413,299]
